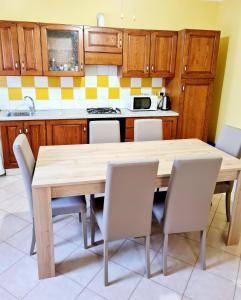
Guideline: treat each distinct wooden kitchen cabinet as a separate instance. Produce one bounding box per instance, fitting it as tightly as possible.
[150,31,177,77]
[180,29,220,79]
[125,117,178,142]
[41,24,84,76]
[46,120,87,145]
[17,22,42,75]
[0,121,46,168]
[0,22,20,75]
[84,26,123,65]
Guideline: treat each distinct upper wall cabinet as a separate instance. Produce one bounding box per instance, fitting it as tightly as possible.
[41,24,84,76]
[181,29,220,78]
[84,26,123,65]
[0,22,20,75]
[123,29,151,77]
[150,31,177,77]
[17,22,42,75]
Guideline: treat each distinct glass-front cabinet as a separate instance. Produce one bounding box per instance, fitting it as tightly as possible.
[41,24,84,76]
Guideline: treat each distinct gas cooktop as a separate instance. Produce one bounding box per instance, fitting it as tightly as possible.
[86,107,121,114]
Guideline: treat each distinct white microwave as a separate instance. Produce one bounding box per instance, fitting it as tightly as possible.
[127,95,158,111]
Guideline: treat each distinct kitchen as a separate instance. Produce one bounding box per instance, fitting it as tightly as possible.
[0,0,241,299]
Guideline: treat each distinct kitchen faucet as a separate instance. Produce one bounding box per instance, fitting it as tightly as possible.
[24,96,36,115]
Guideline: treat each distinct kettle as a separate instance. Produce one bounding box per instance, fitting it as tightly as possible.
[158,91,171,111]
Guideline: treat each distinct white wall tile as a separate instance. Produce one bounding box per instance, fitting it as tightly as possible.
[152,78,163,87]
[97,88,108,100]
[85,65,97,75]
[21,88,36,99]
[109,76,119,87]
[49,88,61,100]
[34,76,48,87]
[73,88,85,100]
[141,88,152,94]
[0,87,9,101]
[61,100,77,109]
[131,78,141,87]
[108,66,117,76]
[97,65,109,75]
[6,76,21,87]
[85,76,97,87]
[61,77,73,87]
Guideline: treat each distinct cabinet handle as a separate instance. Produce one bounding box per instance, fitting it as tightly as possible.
[25,128,28,134]
[182,85,185,92]
[21,61,25,70]
[19,129,22,134]
[80,63,83,71]
[151,65,154,72]
[83,126,86,132]
[146,65,149,72]
[15,62,19,69]
[119,39,122,47]
[184,65,187,72]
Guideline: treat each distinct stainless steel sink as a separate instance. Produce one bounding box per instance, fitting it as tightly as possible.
[6,110,33,117]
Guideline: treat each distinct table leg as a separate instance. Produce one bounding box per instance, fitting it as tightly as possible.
[32,187,55,279]
[227,171,241,245]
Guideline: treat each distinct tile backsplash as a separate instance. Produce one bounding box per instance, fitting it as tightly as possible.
[0,66,163,110]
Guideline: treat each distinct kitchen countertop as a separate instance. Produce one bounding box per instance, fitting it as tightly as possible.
[0,108,179,121]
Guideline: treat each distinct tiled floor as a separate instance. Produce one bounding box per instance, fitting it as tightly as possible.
[0,172,241,300]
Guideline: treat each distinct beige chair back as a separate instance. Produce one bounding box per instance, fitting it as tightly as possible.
[134,119,163,141]
[103,160,159,241]
[13,134,35,216]
[89,120,121,144]
[216,125,241,158]
[163,156,222,234]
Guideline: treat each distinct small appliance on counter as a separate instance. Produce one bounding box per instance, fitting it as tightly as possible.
[158,88,171,111]
[127,95,158,111]
[86,107,121,114]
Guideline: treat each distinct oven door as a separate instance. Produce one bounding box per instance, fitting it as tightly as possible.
[133,97,152,110]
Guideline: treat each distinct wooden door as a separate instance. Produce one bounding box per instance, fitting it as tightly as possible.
[46,120,87,145]
[182,30,220,78]
[41,24,84,76]
[123,29,150,77]
[0,122,23,168]
[17,22,42,75]
[0,22,20,75]
[150,31,177,77]
[178,79,213,141]
[23,121,46,158]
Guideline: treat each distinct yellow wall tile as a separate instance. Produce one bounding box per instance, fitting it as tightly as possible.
[130,88,141,95]
[141,78,152,87]
[108,88,120,99]
[61,88,73,100]
[0,77,7,87]
[21,76,34,87]
[152,88,161,95]
[97,75,108,87]
[48,77,60,87]
[120,78,131,88]
[36,88,49,100]
[74,77,85,87]
[8,88,22,100]
[86,88,97,99]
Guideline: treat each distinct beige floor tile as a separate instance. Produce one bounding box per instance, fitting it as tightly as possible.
[150,253,193,294]
[53,235,79,264]
[0,213,29,241]
[76,288,106,300]
[53,214,75,232]
[111,240,156,275]
[185,268,235,300]
[0,176,19,189]
[130,277,182,300]
[211,212,229,231]
[57,247,103,286]
[23,274,83,300]
[203,245,240,282]
[0,242,24,274]
[0,256,39,298]
[236,261,241,285]
[88,261,142,300]
[234,284,241,300]
[0,286,17,300]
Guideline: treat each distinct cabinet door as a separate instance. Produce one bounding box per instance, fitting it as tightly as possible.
[150,31,177,77]
[0,22,20,75]
[23,121,46,158]
[182,30,220,78]
[123,29,150,77]
[46,120,87,145]
[17,22,42,75]
[0,122,23,168]
[41,24,84,76]
[179,79,213,141]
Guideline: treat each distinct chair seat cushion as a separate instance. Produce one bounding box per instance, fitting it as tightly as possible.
[52,195,86,215]
[91,196,105,233]
[152,191,166,224]
[214,181,233,194]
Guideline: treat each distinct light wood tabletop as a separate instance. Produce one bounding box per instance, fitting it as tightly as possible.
[32,139,241,279]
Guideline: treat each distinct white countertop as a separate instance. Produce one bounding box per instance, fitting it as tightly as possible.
[0,108,179,121]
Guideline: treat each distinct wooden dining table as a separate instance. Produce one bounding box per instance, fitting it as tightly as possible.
[32,138,241,279]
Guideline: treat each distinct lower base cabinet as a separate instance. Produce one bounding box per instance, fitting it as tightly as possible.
[125,116,178,142]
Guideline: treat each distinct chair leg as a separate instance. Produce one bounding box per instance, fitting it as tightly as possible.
[200,230,206,270]
[30,220,36,256]
[81,212,88,249]
[162,234,168,276]
[225,192,231,222]
[104,240,109,286]
[90,209,96,245]
[145,235,151,278]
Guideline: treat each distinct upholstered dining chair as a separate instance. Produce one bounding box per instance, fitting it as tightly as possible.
[13,134,87,255]
[90,160,159,286]
[134,119,163,141]
[89,120,121,144]
[153,156,222,275]
[214,125,241,221]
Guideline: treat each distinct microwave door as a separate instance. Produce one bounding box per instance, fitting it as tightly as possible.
[134,97,151,110]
